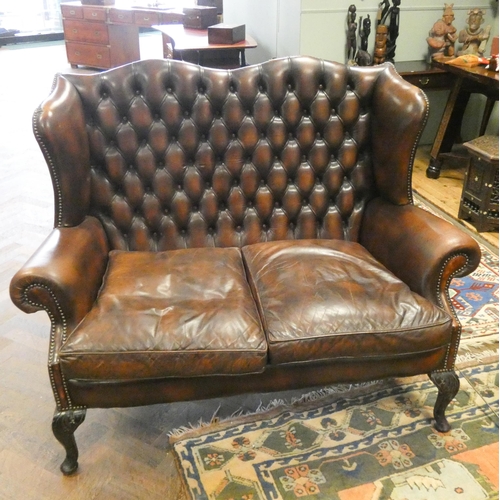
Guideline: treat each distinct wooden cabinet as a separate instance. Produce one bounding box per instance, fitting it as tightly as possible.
[61,2,184,70]
[62,2,139,69]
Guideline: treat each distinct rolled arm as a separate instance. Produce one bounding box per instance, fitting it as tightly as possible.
[359,198,481,306]
[10,217,109,336]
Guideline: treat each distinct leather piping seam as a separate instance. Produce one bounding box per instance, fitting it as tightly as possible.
[408,88,430,203]
[23,283,80,411]
[265,319,452,342]
[59,347,268,356]
[269,344,447,365]
[32,106,64,228]
[437,252,470,368]
[385,62,429,205]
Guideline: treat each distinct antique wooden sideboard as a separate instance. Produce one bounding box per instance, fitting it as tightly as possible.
[61,1,184,69]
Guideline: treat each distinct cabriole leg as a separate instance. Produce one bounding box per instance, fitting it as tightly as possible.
[429,371,460,433]
[52,409,86,475]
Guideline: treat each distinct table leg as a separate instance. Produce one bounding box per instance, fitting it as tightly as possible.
[427,76,469,179]
[240,49,246,67]
[479,97,496,136]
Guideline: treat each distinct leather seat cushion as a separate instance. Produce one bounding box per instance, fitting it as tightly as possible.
[242,239,453,365]
[59,247,267,380]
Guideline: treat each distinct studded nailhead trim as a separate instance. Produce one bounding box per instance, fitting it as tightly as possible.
[22,283,83,411]
[436,253,470,369]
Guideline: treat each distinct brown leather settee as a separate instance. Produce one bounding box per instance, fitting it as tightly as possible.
[10,56,481,475]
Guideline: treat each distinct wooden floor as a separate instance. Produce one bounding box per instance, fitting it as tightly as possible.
[413,147,498,249]
[0,39,497,499]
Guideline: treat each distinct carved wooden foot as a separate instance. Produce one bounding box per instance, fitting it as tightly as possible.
[52,409,86,475]
[429,371,460,433]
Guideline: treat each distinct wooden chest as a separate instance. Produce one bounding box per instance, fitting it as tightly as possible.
[208,23,245,45]
[197,0,223,15]
[459,135,499,232]
[183,6,217,29]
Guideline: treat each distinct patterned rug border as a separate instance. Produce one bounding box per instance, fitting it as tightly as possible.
[171,363,499,500]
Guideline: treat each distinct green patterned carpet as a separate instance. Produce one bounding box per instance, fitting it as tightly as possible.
[172,363,498,499]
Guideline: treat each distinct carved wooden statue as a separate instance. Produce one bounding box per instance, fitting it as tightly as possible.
[377,0,390,25]
[373,24,388,64]
[381,0,401,62]
[356,15,372,66]
[347,4,358,63]
[458,8,491,56]
[427,4,457,61]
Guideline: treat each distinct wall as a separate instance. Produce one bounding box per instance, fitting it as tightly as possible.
[224,0,499,143]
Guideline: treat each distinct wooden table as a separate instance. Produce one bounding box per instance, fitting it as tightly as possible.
[153,24,257,69]
[396,60,455,91]
[425,61,499,179]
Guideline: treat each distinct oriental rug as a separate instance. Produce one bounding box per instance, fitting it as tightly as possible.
[171,201,498,500]
[171,363,498,500]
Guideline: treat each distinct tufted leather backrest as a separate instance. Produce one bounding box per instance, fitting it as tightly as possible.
[36,56,427,251]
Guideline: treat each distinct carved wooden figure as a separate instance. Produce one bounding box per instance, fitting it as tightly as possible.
[373,24,388,64]
[347,4,358,62]
[356,15,372,66]
[458,8,491,56]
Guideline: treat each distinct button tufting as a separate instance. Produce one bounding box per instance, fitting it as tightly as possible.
[122,117,127,123]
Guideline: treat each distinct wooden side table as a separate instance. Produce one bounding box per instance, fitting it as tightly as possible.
[459,135,499,232]
[395,60,454,90]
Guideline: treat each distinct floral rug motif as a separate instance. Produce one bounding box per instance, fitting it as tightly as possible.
[451,240,498,342]
[172,363,498,499]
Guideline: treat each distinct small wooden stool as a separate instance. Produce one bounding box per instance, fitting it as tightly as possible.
[458,135,499,232]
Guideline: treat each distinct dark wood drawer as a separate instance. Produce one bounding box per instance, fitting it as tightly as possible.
[66,41,111,68]
[83,6,106,22]
[133,10,159,26]
[63,19,109,44]
[404,72,455,90]
[61,4,83,19]
[160,11,184,24]
[108,8,134,24]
